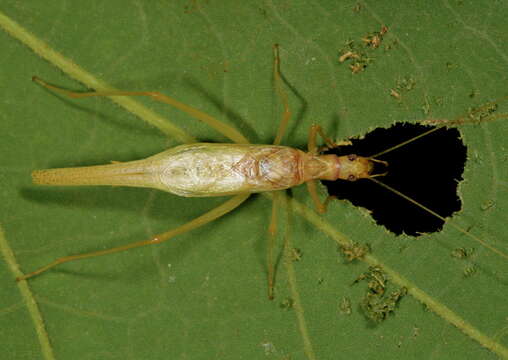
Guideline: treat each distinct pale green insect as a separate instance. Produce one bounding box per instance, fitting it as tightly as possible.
[19,48,508,301]
[19,46,382,299]
[32,143,373,197]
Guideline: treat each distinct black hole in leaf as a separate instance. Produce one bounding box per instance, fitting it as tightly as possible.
[322,122,467,236]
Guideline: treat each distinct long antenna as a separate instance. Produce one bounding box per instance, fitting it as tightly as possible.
[369,97,508,159]
[364,98,508,260]
[368,178,508,260]
[369,127,440,158]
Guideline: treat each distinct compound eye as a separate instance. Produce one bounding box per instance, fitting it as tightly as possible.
[348,174,357,181]
[348,154,357,161]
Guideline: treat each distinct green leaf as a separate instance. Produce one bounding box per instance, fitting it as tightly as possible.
[1,1,507,359]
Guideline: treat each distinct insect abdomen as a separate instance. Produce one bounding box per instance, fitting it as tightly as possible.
[158,144,305,196]
[32,160,164,190]
[31,143,306,197]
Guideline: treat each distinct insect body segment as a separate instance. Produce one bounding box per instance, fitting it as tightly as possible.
[32,143,375,197]
[333,154,375,181]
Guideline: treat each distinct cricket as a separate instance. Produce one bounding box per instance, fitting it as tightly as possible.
[17,45,508,301]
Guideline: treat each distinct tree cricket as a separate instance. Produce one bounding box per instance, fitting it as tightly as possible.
[17,46,508,301]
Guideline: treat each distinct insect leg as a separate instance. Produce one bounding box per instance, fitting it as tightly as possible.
[17,193,250,281]
[266,191,282,300]
[32,76,248,144]
[272,44,292,145]
[305,181,337,214]
[306,125,337,213]
[268,44,290,299]
[307,124,337,154]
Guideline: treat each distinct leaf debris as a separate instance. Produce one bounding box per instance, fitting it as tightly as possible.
[390,75,417,102]
[338,25,388,74]
[339,296,352,315]
[451,247,474,259]
[353,266,407,322]
[280,297,294,310]
[340,242,371,262]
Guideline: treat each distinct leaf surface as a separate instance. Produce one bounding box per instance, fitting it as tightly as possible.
[1,1,507,359]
